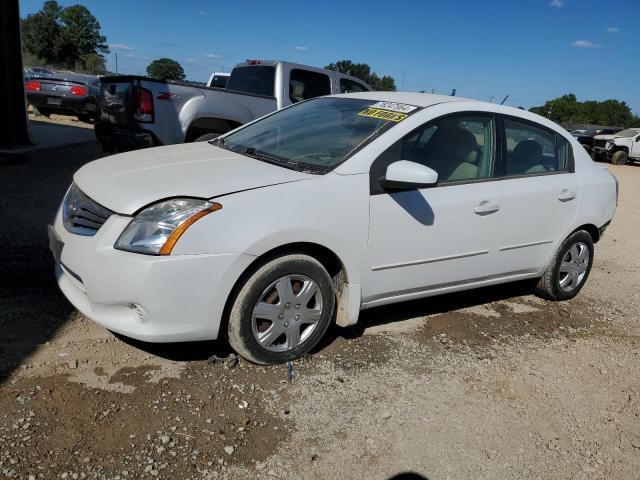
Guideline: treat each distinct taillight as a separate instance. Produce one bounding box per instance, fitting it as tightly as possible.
[70,85,88,96]
[133,87,154,122]
[26,80,41,91]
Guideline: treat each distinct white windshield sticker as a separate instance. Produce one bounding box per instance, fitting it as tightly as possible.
[369,101,418,114]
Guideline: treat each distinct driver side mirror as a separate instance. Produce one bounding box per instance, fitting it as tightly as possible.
[380,160,438,190]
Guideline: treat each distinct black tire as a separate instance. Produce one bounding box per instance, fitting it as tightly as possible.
[194,133,219,142]
[534,230,594,301]
[77,114,94,124]
[611,150,628,166]
[227,254,336,365]
[34,107,51,118]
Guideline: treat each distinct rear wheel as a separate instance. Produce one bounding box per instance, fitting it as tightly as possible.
[227,255,336,365]
[611,150,628,165]
[534,230,594,301]
[77,114,94,124]
[34,107,51,117]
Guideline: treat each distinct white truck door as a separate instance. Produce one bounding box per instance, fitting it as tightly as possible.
[633,134,640,159]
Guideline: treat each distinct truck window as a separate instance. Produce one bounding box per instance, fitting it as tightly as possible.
[340,78,368,93]
[289,69,331,103]
[226,66,275,97]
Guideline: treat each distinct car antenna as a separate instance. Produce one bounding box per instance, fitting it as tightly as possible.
[500,94,509,105]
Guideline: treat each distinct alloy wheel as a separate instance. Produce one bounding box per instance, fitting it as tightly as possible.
[558,242,590,292]
[251,274,323,352]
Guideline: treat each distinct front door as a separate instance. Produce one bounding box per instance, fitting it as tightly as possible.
[364,113,501,304]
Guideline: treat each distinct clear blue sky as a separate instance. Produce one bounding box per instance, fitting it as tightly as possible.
[19,0,640,113]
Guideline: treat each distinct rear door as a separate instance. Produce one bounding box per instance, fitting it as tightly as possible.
[491,116,578,276]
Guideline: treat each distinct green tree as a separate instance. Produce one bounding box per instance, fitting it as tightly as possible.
[20,1,61,63]
[530,94,638,127]
[325,60,396,91]
[21,1,108,70]
[56,4,108,68]
[146,58,186,81]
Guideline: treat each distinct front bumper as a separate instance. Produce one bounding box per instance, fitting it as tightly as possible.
[94,122,158,152]
[49,210,254,342]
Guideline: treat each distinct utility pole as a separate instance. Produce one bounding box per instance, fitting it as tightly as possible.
[0,0,30,148]
[401,69,406,90]
[115,52,118,75]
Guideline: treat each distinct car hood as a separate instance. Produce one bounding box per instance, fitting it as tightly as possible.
[594,134,616,141]
[74,143,315,214]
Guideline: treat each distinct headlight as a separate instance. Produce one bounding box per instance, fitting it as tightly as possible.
[115,198,222,255]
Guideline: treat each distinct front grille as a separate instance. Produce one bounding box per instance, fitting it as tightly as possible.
[63,183,113,236]
[594,139,607,148]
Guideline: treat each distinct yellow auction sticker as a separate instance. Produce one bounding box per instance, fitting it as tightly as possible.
[358,107,408,122]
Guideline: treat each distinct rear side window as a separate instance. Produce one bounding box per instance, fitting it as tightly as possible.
[289,69,330,103]
[340,78,368,93]
[226,66,275,97]
[503,119,570,176]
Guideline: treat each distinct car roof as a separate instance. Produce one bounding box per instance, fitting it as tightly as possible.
[331,91,470,108]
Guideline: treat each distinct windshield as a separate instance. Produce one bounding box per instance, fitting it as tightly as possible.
[217,97,419,173]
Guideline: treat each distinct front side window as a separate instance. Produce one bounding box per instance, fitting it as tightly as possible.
[289,69,331,103]
[340,78,368,93]
[504,119,568,175]
[395,115,495,183]
[220,97,418,173]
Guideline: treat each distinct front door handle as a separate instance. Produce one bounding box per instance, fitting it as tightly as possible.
[474,202,499,215]
[558,189,576,202]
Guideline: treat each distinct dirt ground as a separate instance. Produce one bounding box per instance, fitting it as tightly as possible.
[1,136,639,480]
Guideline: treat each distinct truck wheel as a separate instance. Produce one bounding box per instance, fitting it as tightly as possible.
[534,230,594,301]
[194,133,219,142]
[227,254,336,365]
[611,151,628,165]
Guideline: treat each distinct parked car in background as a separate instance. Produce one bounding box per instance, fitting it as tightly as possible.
[95,60,371,151]
[571,129,599,154]
[50,92,617,364]
[592,127,624,161]
[24,66,54,79]
[207,72,230,88]
[26,73,101,124]
[604,128,640,165]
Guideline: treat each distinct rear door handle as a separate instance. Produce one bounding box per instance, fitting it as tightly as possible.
[558,189,576,202]
[474,202,499,215]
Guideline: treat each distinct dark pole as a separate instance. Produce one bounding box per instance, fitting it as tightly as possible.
[0,0,30,148]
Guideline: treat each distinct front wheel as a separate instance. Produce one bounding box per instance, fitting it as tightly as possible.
[534,230,594,301]
[227,255,336,365]
[611,150,628,165]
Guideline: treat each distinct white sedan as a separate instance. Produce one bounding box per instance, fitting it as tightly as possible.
[49,92,617,364]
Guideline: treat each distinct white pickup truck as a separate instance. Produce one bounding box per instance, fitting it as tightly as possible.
[95,60,370,151]
[604,128,640,165]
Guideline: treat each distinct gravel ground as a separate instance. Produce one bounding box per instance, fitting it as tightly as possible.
[1,138,639,480]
